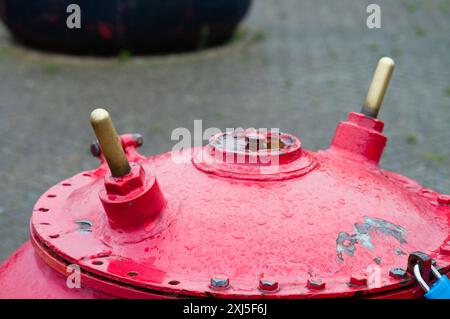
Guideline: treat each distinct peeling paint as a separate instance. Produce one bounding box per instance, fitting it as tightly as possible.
[75,220,92,234]
[337,216,407,261]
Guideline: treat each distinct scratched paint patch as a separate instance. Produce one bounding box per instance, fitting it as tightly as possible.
[336,216,407,261]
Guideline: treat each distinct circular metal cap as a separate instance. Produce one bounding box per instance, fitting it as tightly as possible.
[30,132,450,299]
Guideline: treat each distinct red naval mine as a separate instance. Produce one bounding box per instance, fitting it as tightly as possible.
[1,57,450,299]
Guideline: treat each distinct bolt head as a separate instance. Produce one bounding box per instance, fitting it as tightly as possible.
[440,244,450,256]
[349,272,368,287]
[259,278,279,292]
[104,164,146,196]
[389,267,407,279]
[210,274,230,289]
[307,278,326,290]
[437,194,450,205]
[90,141,101,157]
[131,133,144,147]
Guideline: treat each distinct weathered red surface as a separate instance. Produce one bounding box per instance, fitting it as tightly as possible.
[1,112,449,298]
[0,242,115,299]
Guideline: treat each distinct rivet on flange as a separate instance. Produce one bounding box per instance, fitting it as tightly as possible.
[210,274,230,290]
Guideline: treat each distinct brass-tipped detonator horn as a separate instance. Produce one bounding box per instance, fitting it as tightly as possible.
[361,57,395,118]
[90,108,131,177]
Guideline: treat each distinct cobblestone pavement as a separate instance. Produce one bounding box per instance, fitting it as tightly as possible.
[0,0,449,260]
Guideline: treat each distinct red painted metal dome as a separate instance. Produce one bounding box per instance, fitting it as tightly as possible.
[2,58,449,299]
[29,118,450,298]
